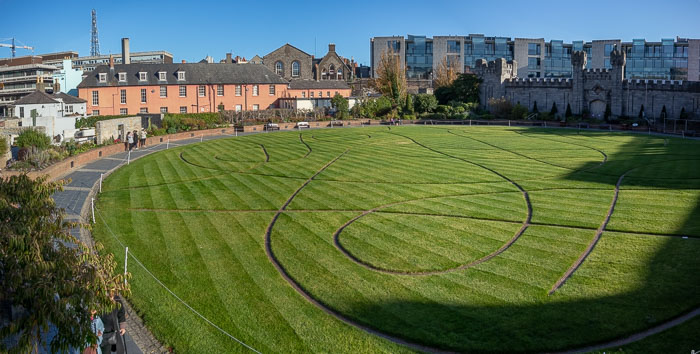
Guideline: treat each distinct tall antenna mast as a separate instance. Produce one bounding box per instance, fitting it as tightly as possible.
[91,9,100,56]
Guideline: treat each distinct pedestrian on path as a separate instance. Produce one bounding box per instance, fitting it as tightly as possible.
[126,132,133,151]
[83,309,105,354]
[131,130,138,150]
[99,294,128,354]
[139,129,147,148]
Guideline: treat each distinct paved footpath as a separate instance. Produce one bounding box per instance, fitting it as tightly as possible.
[53,132,250,354]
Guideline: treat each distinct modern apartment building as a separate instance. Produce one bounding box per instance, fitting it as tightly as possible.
[0,64,58,117]
[72,51,173,72]
[371,35,700,82]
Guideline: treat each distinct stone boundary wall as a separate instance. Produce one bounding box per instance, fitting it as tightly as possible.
[0,120,391,181]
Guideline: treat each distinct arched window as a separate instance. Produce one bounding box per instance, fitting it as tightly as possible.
[322,68,328,80]
[275,61,283,75]
[329,65,336,80]
[292,61,300,77]
[337,68,343,80]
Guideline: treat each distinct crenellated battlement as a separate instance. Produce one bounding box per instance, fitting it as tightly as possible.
[624,79,700,92]
[504,77,573,87]
[583,69,612,81]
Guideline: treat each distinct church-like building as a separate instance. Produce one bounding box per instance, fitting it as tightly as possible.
[475,49,700,120]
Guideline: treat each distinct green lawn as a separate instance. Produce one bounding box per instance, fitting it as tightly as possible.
[92,126,700,353]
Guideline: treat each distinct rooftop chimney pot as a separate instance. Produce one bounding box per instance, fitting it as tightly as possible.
[121,38,131,65]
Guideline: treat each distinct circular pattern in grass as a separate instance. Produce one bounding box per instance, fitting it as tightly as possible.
[336,213,523,273]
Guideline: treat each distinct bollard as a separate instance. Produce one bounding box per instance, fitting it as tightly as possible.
[91,198,95,223]
[124,247,129,286]
[99,173,103,193]
[167,138,170,149]
[127,150,131,165]
[469,120,472,126]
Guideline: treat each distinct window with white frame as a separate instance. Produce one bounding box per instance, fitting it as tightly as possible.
[235,104,242,112]
[65,105,73,114]
[326,91,330,97]
[302,91,306,98]
[140,88,147,103]
[198,85,205,97]
[118,72,127,82]
[253,85,258,96]
[158,71,166,81]
[160,86,167,97]
[292,61,300,77]
[120,89,127,104]
[92,91,99,106]
[19,107,24,118]
[310,91,314,97]
[318,91,322,97]
[99,73,107,82]
[252,104,259,111]
[139,108,148,113]
[92,110,100,115]
[217,84,224,96]
[335,91,339,96]
[269,85,275,95]
[139,72,147,81]
[179,85,186,97]
[235,85,241,96]
[120,108,128,115]
[275,61,283,75]
[177,71,185,81]
[180,106,187,113]
[160,107,168,113]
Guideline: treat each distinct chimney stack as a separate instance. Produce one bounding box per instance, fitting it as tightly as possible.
[329,43,336,53]
[121,38,131,64]
[226,53,233,63]
[109,54,114,68]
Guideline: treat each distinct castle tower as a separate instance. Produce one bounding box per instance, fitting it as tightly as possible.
[474,58,516,109]
[571,51,587,115]
[610,48,626,117]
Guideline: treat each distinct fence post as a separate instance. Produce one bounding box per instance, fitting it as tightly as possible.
[124,247,129,286]
[127,150,131,165]
[91,198,95,223]
[200,135,203,142]
[469,119,472,126]
[167,138,170,149]
[99,173,103,193]
[509,120,511,127]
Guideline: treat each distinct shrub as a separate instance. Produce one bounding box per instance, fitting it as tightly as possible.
[331,94,349,120]
[481,113,495,120]
[565,103,572,118]
[15,129,51,150]
[511,104,528,120]
[0,136,7,157]
[435,105,452,114]
[76,114,130,129]
[488,97,513,118]
[414,94,438,114]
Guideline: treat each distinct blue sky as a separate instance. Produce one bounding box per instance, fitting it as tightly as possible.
[1,0,699,65]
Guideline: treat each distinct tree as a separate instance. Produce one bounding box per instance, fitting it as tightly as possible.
[680,107,688,120]
[433,57,459,89]
[604,103,611,122]
[565,103,572,119]
[414,94,438,114]
[550,102,558,117]
[532,101,539,114]
[15,128,51,150]
[374,50,407,110]
[404,94,415,115]
[488,97,513,118]
[0,175,130,353]
[330,94,349,120]
[511,103,528,120]
[639,104,645,119]
[30,109,38,127]
[661,105,667,118]
[434,74,481,105]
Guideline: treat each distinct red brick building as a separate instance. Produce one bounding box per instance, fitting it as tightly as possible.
[77,59,289,115]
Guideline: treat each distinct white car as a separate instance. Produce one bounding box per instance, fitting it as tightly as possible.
[296,122,310,129]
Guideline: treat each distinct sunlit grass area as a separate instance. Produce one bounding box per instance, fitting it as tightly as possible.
[93,126,700,352]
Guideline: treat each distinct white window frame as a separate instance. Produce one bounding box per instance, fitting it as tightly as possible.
[310,91,314,97]
[65,105,73,114]
[158,71,167,81]
[235,104,242,112]
[275,61,283,75]
[160,107,168,113]
[217,84,224,96]
[92,109,100,115]
[99,73,107,83]
[120,89,127,104]
[140,88,147,103]
[160,86,168,98]
[139,72,147,81]
[301,91,306,98]
[292,61,300,77]
[269,85,275,95]
[139,108,148,113]
[92,91,99,106]
[252,104,259,111]
[235,85,241,96]
[253,85,258,96]
[120,108,128,115]
[177,71,185,81]
[118,72,127,82]
[179,85,187,97]
[198,85,206,97]
[180,106,187,113]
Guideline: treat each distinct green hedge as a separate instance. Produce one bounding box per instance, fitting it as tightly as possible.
[75,115,130,129]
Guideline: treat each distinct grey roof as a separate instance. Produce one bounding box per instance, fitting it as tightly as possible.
[77,63,289,88]
[289,80,350,90]
[52,92,86,104]
[13,91,59,105]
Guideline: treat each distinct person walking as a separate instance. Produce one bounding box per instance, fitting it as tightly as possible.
[132,130,138,150]
[126,132,133,151]
[99,295,128,354]
[83,310,105,354]
[139,129,147,148]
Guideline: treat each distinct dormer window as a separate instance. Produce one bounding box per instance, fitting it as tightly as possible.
[158,71,166,81]
[118,72,127,82]
[177,71,185,81]
[99,73,107,83]
[139,72,147,81]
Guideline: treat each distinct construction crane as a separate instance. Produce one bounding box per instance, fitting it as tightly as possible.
[0,38,34,58]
